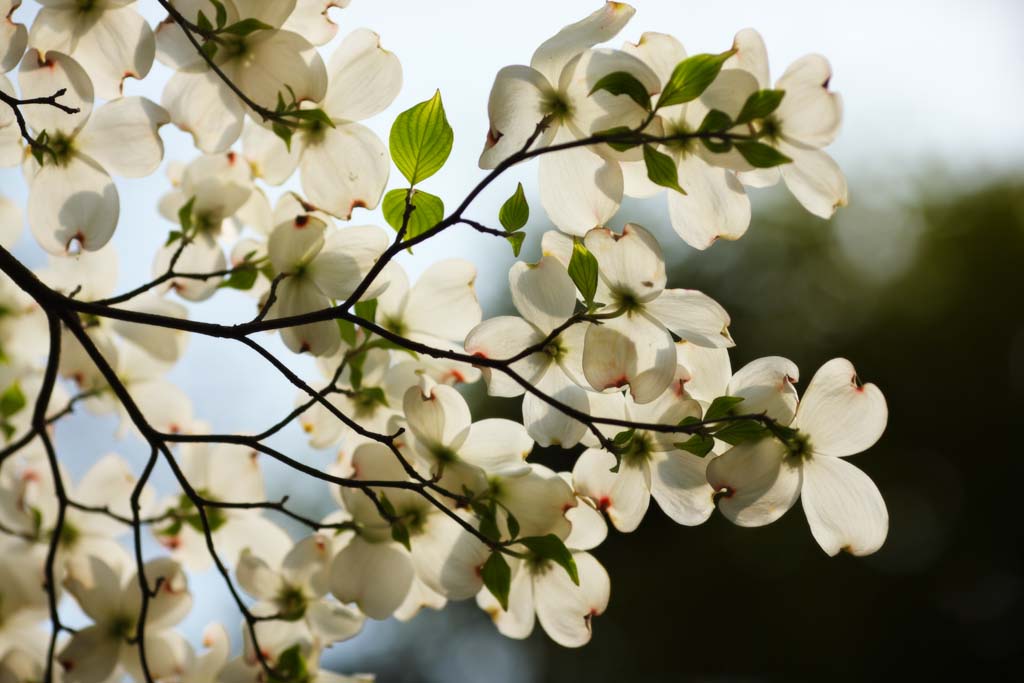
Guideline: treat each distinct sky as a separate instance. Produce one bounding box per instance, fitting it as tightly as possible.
[1,0,1023,677]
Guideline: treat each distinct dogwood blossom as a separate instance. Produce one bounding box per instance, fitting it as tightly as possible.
[707,358,888,555]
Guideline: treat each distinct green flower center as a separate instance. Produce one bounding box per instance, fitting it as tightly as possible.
[275,585,308,621]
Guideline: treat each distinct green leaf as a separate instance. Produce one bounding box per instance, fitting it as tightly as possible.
[520,535,578,585]
[478,503,500,542]
[567,239,599,309]
[705,395,745,422]
[499,182,529,233]
[196,10,213,32]
[643,144,685,195]
[0,383,26,418]
[700,136,733,154]
[713,419,769,446]
[200,40,218,60]
[589,71,651,111]
[272,121,294,152]
[674,433,715,457]
[697,109,734,134]
[177,196,196,234]
[612,429,635,447]
[222,18,274,36]
[377,493,396,519]
[355,387,388,409]
[337,319,357,347]
[594,126,640,152]
[271,645,311,683]
[506,232,526,257]
[354,299,377,323]
[389,90,454,185]
[391,521,412,551]
[734,89,786,125]
[164,230,183,247]
[735,141,792,168]
[219,267,257,291]
[657,49,737,109]
[381,188,444,241]
[481,552,512,611]
[505,512,520,540]
[210,0,227,28]
[289,108,336,128]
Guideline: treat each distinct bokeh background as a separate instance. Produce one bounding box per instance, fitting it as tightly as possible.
[3,0,1024,680]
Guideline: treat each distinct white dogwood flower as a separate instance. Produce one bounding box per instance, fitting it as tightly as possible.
[707,358,888,556]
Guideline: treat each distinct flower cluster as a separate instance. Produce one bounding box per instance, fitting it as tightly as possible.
[0,1,887,680]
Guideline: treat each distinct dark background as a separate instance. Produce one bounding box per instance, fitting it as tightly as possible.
[325,175,1024,681]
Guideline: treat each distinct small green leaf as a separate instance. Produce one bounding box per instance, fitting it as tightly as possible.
[289,108,336,128]
[505,512,520,540]
[377,493,396,519]
[713,419,769,446]
[705,395,745,422]
[219,267,257,290]
[354,299,377,322]
[481,552,512,611]
[567,239,599,309]
[612,429,635,447]
[735,141,792,168]
[164,230,183,247]
[734,89,786,125]
[589,70,652,111]
[271,645,310,683]
[196,10,213,32]
[389,90,454,185]
[272,121,294,152]
[657,49,737,109]
[478,503,500,542]
[1,422,15,441]
[381,188,444,240]
[391,521,412,551]
[594,126,640,152]
[499,182,529,233]
[701,136,733,154]
[355,387,388,409]
[643,144,685,195]
[520,535,578,585]
[506,232,526,257]
[177,196,196,234]
[697,109,734,134]
[200,40,218,60]
[222,18,274,36]
[337,319,357,346]
[210,0,227,28]
[0,383,26,418]
[674,433,715,457]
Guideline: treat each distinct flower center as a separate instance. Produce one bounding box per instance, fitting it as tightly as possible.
[275,585,308,621]
[542,91,574,124]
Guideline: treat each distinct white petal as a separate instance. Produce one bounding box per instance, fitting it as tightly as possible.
[649,450,714,526]
[706,438,801,527]
[301,122,388,218]
[562,48,659,142]
[725,28,770,88]
[476,562,535,639]
[533,551,609,648]
[162,69,244,153]
[464,316,548,398]
[539,127,622,236]
[479,65,554,169]
[28,154,118,254]
[0,1,26,73]
[73,453,149,538]
[530,1,635,84]
[674,341,731,406]
[269,277,340,356]
[563,496,607,551]
[776,54,842,148]
[153,238,226,302]
[402,382,471,452]
[458,418,533,476]
[729,356,799,424]
[404,259,481,341]
[779,141,848,219]
[236,29,327,109]
[122,631,194,683]
[584,222,665,302]
[509,255,576,335]
[18,48,92,135]
[495,463,575,539]
[582,312,676,404]
[0,193,23,248]
[268,214,326,274]
[793,358,887,457]
[621,31,686,85]
[410,512,488,600]
[308,224,388,300]
[324,28,402,121]
[77,97,168,178]
[126,557,192,630]
[645,288,734,348]
[307,600,365,644]
[236,548,284,602]
[56,625,120,683]
[666,154,749,250]
[63,553,123,623]
[522,363,589,448]
[572,448,650,533]
[801,454,888,556]
[282,0,347,46]
[243,119,301,185]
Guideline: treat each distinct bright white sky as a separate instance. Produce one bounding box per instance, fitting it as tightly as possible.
[1,0,1022,677]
